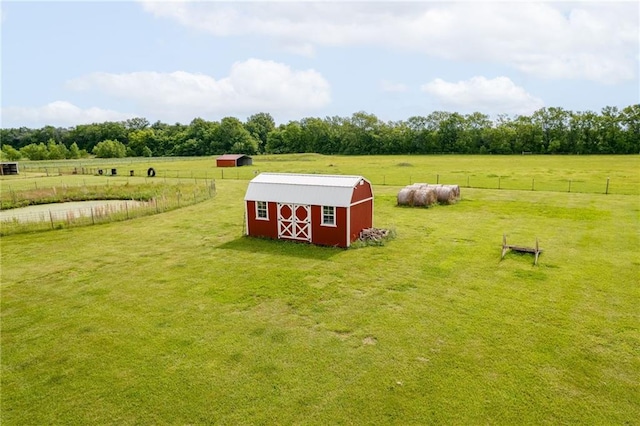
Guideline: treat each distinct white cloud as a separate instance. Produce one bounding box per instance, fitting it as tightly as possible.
[140,1,638,84]
[1,101,136,128]
[66,59,331,121]
[421,76,544,115]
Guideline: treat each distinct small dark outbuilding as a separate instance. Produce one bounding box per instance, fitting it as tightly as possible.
[216,154,253,167]
[1,162,19,175]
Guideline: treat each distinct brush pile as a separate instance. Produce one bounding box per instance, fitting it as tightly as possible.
[358,227,390,243]
[397,183,460,207]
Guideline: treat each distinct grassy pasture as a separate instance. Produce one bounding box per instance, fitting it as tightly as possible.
[16,153,640,195]
[1,155,639,424]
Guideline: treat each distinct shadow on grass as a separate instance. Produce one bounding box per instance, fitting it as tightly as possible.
[500,250,542,267]
[216,236,343,260]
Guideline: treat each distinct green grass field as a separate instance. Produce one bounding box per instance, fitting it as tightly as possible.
[16,153,640,195]
[1,155,639,424]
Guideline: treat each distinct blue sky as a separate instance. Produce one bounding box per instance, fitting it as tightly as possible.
[2,1,638,128]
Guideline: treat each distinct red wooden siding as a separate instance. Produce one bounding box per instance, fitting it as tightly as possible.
[246,201,278,239]
[310,206,348,247]
[216,159,237,167]
[350,180,373,204]
[349,200,373,243]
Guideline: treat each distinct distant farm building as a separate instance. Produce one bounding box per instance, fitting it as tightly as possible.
[244,173,373,248]
[216,154,253,167]
[1,162,19,175]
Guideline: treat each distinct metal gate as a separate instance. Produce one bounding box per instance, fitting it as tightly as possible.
[277,203,311,242]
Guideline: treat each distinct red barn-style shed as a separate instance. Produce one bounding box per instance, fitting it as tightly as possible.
[216,154,253,167]
[244,173,373,248]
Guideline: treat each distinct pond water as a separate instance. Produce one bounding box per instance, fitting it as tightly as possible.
[0,200,145,223]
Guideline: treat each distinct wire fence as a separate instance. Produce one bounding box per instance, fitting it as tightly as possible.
[12,164,638,196]
[0,180,217,236]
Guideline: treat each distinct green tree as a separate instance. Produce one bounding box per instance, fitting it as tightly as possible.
[127,129,156,157]
[266,122,302,154]
[405,116,437,153]
[426,111,463,153]
[1,144,22,160]
[299,117,335,154]
[532,107,570,153]
[0,127,38,149]
[152,121,187,156]
[173,138,201,156]
[595,106,623,154]
[182,118,219,155]
[92,139,127,158]
[19,143,49,160]
[348,111,383,154]
[67,121,128,152]
[619,104,640,154]
[124,117,150,131]
[488,115,517,154]
[47,139,69,159]
[512,115,544,153]
[217,117,258,154]
[245,113,275,153]
[68,142,82,159]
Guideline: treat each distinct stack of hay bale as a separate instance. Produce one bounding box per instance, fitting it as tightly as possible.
[397,183,460,207]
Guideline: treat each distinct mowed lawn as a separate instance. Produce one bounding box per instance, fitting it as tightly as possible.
[1,155,639,424]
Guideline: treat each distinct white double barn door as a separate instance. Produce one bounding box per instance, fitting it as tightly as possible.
[277,203,311,242]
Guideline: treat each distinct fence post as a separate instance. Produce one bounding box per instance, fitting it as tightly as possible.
[531,178,535,191]
[568,180,572,193]
[437,174,440,184]
[605,177,610,195]
[50,210,54,229]
[91,207,95,225]
[498,176,501,190]
[467,176,470,188]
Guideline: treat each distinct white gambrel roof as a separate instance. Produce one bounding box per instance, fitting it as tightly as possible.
[244,173,369,207]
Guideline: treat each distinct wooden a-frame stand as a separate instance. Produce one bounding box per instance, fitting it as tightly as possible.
[501,234,542,265]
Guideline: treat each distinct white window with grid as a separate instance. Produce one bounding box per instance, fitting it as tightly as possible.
[322,206,335,226]
[256,201,268,220]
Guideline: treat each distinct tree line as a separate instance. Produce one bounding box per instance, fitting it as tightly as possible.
[1,106,638,160]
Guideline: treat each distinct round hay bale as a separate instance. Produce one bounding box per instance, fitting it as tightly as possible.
[406,184,424,192]
[412,187,427,206]
[435,186,455,204]
[446,184,460,199]
[413,187,437,206]
[397,187,416,206]
[426,187,437,205]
